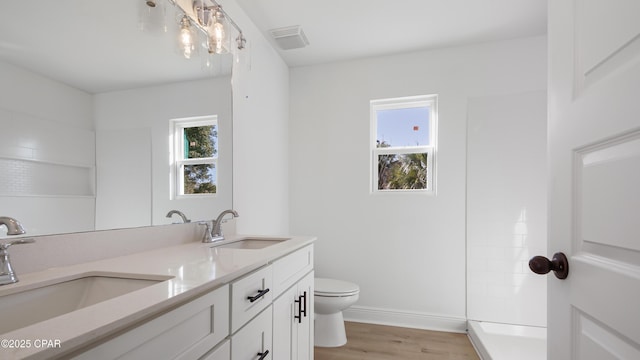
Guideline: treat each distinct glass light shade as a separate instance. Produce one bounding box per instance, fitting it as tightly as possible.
[177,16,198,59]
[207,11,230,54]
[201,51,218,74]
[138,0,167,33]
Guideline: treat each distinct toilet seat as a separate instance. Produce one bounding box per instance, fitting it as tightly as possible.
[315,278,360,297]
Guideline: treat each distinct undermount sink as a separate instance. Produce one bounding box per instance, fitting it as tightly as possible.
[0,274,170,334]
[212,237,289,250]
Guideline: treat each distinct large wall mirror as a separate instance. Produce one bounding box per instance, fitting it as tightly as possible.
[0,0,234,237]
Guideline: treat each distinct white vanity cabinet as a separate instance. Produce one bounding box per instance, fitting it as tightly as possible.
[73,284,230,360]
[70,244,314,360]
[271,245,314,360]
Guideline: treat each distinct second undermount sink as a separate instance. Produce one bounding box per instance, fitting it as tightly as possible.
[0,273,170,334]
[212,237,290,250]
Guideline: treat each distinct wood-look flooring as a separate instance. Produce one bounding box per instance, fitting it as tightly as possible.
[314,322,480,360]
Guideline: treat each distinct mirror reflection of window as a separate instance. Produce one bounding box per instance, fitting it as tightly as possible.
[172,116,218,197]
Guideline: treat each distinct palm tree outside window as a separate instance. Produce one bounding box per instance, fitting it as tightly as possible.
[371,95,437,193]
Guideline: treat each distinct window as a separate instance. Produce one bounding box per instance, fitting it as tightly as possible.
[371,95,437,193]
[171,116,218,197]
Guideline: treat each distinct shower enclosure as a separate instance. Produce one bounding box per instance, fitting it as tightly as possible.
[466,91,548,360]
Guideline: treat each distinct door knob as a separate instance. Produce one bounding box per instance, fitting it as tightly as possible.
[529,252,569,279]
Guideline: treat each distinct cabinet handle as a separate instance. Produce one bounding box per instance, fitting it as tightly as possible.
[294,295,302,323]
[257,350,269,360]
[247,288,270,303]
[301,291,307,317]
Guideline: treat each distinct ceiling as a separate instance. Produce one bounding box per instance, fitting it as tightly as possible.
[0,0,232,93]
[235,0,547,67]
[0,1,546,93]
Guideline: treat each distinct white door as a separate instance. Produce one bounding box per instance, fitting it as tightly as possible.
[547,0,640,359]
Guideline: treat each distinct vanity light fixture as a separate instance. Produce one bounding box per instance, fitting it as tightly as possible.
[140,0,247,61]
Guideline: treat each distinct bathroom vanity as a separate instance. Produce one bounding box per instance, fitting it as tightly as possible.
[0,235,315,360]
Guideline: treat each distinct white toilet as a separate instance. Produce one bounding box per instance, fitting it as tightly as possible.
[314,278,360,347]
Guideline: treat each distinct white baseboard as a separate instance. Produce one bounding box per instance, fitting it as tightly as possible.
[343,305,467,333]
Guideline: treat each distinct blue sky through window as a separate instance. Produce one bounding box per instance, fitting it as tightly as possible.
[377,106,430,147]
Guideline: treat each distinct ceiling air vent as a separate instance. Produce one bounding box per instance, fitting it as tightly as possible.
[269,25,309,50]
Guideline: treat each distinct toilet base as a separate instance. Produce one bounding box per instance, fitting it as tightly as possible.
[314,312,347,347]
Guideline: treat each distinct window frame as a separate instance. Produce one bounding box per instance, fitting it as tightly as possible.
[370,95,438,194]
[170,115,218,199]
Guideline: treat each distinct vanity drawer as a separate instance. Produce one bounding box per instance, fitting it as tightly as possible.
[74,284,229,360]
[272,245,314,297]
[231,305,272,360]
[230,265,273,333]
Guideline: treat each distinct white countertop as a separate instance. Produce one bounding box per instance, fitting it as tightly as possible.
[0,234,315,360]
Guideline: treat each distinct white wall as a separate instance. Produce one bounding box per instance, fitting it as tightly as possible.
[94,77,233,228]
[466,91,547,327]
[94,128,152,229]
[289,36,547,331]
[222,0,291,235]
[0,61,95,236]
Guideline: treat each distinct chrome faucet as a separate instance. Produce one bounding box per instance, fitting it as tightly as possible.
[0,217,26,236]
[0,239,35,285]
[166,210,190,223]
[211,209,239,242]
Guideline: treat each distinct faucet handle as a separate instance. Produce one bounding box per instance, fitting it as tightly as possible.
[198,222,214,243]
[0,238,35,251]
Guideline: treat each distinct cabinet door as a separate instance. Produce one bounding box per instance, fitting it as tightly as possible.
[296,271,314,360]
[272,284,297,360]
[272,270,314,360]
[231,305,272,360]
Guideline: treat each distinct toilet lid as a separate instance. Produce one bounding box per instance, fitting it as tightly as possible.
[315,278,360,296]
